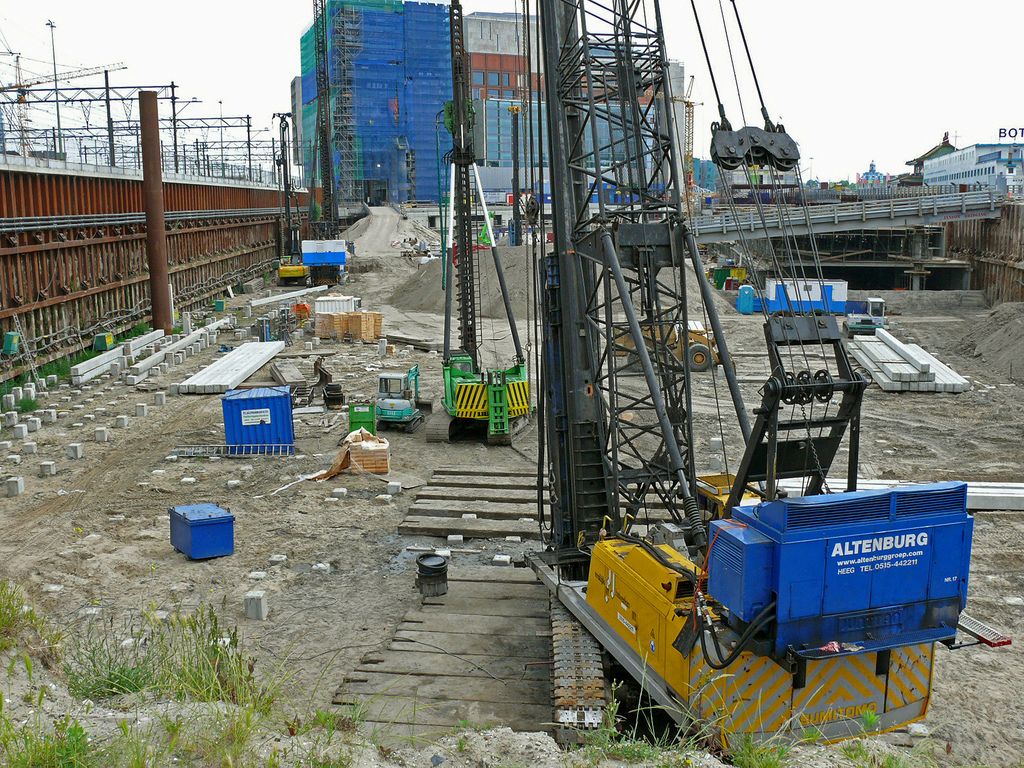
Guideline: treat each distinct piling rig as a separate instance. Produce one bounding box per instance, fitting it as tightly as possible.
[529,0,1009,743]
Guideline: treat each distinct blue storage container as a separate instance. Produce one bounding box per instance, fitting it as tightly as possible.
[169,504,235,560]
[221,386,295,455]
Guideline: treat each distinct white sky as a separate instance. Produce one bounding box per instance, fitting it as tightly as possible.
[2,1,1019,180]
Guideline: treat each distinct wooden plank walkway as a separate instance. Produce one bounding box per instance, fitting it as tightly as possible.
[398,466,674,541]
[333,566,553,744]
[398,465,543,541]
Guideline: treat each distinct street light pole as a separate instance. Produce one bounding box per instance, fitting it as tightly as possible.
[46,20,62,156]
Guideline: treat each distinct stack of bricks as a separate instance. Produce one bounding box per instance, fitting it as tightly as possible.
[348,434,391,475]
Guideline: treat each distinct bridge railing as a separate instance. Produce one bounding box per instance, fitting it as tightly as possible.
[691,190,1002,237]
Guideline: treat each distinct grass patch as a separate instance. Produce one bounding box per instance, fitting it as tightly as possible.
[728,735,791,768]
[15,398,39,414]
[64,605,278,712]
[0,581,60,660]
[0,712,95,768]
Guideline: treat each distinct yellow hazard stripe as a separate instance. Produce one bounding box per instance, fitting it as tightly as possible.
[455,383,488,418]
[886,643,932,709]
[508,380,530,417]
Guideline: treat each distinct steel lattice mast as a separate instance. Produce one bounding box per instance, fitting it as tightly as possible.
[540,0,707,563]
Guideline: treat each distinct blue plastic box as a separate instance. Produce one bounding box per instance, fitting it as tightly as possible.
[169,504,235,560]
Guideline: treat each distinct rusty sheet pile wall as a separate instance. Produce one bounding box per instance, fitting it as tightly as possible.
[948,202,1024,305]
[0,165,307,379]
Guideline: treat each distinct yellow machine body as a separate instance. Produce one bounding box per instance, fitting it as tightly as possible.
[584,538,933,741]
[278,264,310,283]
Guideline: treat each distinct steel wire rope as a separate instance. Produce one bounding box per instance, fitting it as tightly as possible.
[716,0,747,126]
[724,0,837,416]
[764,164,832,495]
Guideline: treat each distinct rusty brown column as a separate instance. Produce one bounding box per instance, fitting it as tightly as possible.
[139,90,172,333]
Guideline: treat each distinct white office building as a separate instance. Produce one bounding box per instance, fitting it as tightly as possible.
[923,143,1024,195]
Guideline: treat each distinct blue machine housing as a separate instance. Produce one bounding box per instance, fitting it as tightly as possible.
[708,481,973,658]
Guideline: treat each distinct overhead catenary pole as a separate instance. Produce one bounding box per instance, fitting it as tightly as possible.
[170,81,179,172]
[46,20,63,156]
[139,90,172,334]
[104,69,115,166]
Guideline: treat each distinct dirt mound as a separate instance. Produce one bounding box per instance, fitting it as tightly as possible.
[958,302,1024,379]
[389,245,532,319]
[848,289,989,313]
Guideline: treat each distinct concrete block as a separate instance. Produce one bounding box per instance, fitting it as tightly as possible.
[164,455,178,462]
[10,387,22,403]
[0,441,8,452]
[492,554,513,567]
[153,392,166,406]
[461,513,477,520]
[1,394,14,411]
[110,362,122,377]
[22,442,37,455]
[71,422,84,428]
[125,375,144,386]
[135,403,149,417]
[94,427,110,443]
[41,409,57,424]
[5,477,24,497]
[180,477,197,485]
[6,455,21,465]
[83,414,95,422]
[25,416,40,433]
[168,383,180,396]
[12,424,27,440]
[46,375,58,387]
[331,487,348,498]
[226,479,242,489]
[311,562,331,574]
[23,384,35,400]
[115,415,130,428]
[505,536,522,543]
[386,481,402,495]
[243,590,268,621]
[248,571,267,580]
[374,494,394,504]
[66,443,84,460]
[38,461,57,477]
[3,412,18,427]
[268,554,287,565]
[447,534,464,544]
[304,342,314,352]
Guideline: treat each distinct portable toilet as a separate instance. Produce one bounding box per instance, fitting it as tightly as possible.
[736,285,756,315]
[221,386,295,455]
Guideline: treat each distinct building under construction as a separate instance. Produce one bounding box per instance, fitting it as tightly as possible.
[299,0,451,205]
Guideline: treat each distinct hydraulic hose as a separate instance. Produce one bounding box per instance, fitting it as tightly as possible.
[698,600,777,670]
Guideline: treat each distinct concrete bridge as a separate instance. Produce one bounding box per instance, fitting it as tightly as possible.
[691,190,1003,244]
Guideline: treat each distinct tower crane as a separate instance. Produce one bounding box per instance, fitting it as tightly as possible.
[528,0,1008,744]
[0,60,126,156]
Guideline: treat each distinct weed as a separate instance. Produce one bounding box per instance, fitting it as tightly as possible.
[729,735,791,768]
[63,620,158,699]
[840,739,872,762]
[0,581,60,661]
[15,398,39,414]
[456,734,468,752]
[860,709,882,733]
[0,712,96,768]
[63,606,279,712]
